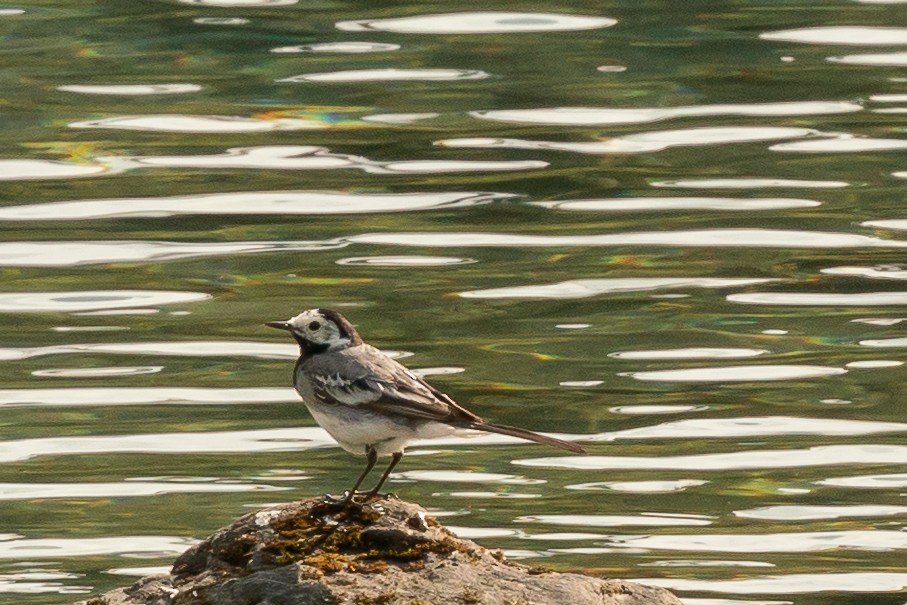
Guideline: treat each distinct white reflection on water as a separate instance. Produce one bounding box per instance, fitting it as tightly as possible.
[0,570,89,595]
[860,338,907,348]
[606,530,907,552]
[771,136,907,152]
[335,12,616,34]
[625,365,847,382]
[829,51,907,65]
[0,480,288,500]
[534,198,820,212]
[271,42,400,53]
[845,360,903,368]
[0,428,334,462]
[362,113,439,124]
[0,387,296,407]
[651,178,849,188]
[31,366,163,378]
[609,348,769,360]
[193,17,249,25]
[106,566,170,577]
[610,405,708,415]
[516,514,712,527]
[817,472,907,488]
[279,69,490,82]
[0,290,210,312]
[729,291,907,305]
[606,416,907,440]
[394,470,545,485]
[0,241,346,267]
[110,142,535,175]
[336,255,476,267]
[822,264,907,280]
[567,480,708,493]
[459,277,777,300]
[735,504,907,520]
[69,115,345,132]
[348,229,905,248]
[0,536,196,559]
[437,127,820,154]
[0,190,513,220]
[470,102,860,125]
[0,159,111,180]
[635,572,907,594]
[864,217,907,229]
[57,84,202,95]
[515,444,907,470]
[762,26,907,45]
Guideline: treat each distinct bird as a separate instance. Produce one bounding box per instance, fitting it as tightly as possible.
[265,308,585,503]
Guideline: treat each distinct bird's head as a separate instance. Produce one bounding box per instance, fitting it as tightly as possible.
[265,308,362,354]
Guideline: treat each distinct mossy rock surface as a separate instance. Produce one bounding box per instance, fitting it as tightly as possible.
[76,496,682,605]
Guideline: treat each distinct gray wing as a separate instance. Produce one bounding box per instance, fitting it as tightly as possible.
[305,344,482,425]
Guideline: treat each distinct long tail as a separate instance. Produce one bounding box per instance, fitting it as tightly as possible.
[468,422,585,454]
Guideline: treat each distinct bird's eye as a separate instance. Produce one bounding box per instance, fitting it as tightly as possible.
[308,321,321,331]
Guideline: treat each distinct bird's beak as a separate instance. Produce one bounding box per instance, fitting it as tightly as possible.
[265,320,291,331]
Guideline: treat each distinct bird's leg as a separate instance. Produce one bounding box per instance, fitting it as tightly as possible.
[363,450,403,499]
[338,445,378,506]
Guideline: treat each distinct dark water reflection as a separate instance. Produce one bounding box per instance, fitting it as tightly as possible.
[1,1,907,604]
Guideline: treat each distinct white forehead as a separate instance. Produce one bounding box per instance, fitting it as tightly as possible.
[287,309,325,327]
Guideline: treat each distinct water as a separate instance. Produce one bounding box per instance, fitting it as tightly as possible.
[1,1,906,603]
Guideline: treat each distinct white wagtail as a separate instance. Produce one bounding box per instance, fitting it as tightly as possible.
[266,308,585,502]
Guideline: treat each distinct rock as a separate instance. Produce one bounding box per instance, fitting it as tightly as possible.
[78,496,681,605]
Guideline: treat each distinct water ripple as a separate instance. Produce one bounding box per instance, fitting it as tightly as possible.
[0,387,296,407]
[69,115,351,133]
[761,26,907,45]
[817,472,907,488]
[470,102,860,125]
[567,480,708,493]
[822,264,907,280]
[459,277,777,300]
[31,366,163,378]
[828,51,907,65]
[348,229,906,249]
[335,12,617,34]
[0,241,344,266]
[57,84,202,95]
[271,42,400,54]
[515,444,907,470]
[516,514,713,527]
[735,504,907,520]
[610,348,769,360]
[0,480,288,500]
[0,160,112,181]
[0,290,210,312]
[612,531,907,553]
[0,190,513,220]
[534,198,820,212]
[651,178,849,189]
[729,291,907,305]
[636,572,907,594]
[279,69,490,82]
[771,136,907,153]
[0,536,196,560]
[438,127,821,154]
[605,416,906,440]
[625,365,847,382]
[0,428,333,462]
